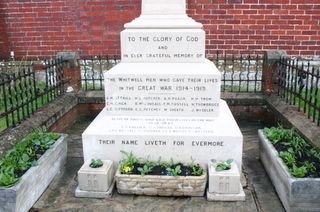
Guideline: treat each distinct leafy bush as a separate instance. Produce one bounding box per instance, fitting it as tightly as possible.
[264,126,320,178]
[0,131,60,188]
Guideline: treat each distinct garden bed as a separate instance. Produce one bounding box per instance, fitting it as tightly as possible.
[115,151,207,196]
[259,129,320,212]
[115,169,207,196]
[0,133,68,212]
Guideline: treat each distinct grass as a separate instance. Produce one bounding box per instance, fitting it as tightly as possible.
[0,82,58,132]
[281,88,320,122]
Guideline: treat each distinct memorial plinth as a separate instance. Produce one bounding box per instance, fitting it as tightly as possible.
[83,100,242,169]
[82,0,243,175]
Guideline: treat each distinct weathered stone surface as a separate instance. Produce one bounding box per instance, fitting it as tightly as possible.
[115,169,207,197]
[78,160,115,192]
[208,162,241,194]
[0,134,68,212]
[75,180,115,199]
[259,130,320,212]
[206,184,245,202]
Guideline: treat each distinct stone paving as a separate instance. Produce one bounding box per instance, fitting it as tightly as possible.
[31,118,285,212]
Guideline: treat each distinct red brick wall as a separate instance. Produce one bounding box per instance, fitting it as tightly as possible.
[0,0,319,59]
[0,2,9,58]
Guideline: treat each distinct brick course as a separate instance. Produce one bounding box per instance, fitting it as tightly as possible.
[0,0,319,59]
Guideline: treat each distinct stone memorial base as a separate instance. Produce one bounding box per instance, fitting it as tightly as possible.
[82,100,243,168]
[75,180,115,199]
[206,184,246,202]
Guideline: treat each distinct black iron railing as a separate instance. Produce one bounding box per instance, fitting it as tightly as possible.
[278,57,320,126]
[211,51,263,93]
[79,56,120,91]
[79,53,263,92]
[0,58,68,132]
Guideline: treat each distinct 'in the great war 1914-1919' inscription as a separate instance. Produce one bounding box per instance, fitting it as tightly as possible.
[104,75,220,116]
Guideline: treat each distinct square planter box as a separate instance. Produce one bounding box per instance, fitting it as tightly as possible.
[78,160,115,192]
[115,169,207,197]
[259,130,320,212]
[0,134,68,212]
[208,162,240,194]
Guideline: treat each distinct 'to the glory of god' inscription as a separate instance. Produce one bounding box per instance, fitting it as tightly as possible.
[121,31,205,63]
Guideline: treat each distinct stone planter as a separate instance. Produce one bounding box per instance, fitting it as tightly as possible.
[115,169,207,196]
[259,130,320,212]
[208,162,240,194]
[0,134,68,212]
[78,160,115,192]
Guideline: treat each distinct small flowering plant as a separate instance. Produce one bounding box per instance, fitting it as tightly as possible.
[119,151,138,174]
[119,151,204,177]
[122,165,132,174]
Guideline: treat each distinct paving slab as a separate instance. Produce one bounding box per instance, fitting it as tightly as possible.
[31,118,284,212]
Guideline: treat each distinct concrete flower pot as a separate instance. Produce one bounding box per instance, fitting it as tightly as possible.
[208,161,240,194]
[0,134,68,212]
[259,130,320,212]
[78,160,115,192]
[115,168,207,197]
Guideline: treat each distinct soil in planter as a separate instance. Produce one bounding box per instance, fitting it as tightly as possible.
[273,140,320,178]
[131,163,200,176]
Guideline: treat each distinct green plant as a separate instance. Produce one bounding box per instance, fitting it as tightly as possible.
[264,126,294,145]
[303,161,316,174]
[264,126,320,178]
[279,151,296,168]
[154,158,174,169]
[0,131,60,187]
[120,150,139,174]
[0,167,20,188]
[291,165,307,178]
[137,164,153,176]
[89,159,103,168]
[306,149,320,160]
[211,159,233,172]
[190,157,204,176]
[290,136,309,158]
[191,165,204,176]
[166,165,181,176]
